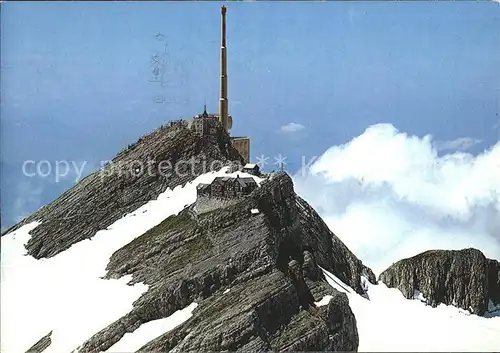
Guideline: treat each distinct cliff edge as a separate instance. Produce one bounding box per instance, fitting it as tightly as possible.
[379,248,500,316]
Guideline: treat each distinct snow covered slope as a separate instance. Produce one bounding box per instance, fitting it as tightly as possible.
[105,302,198,353]
[3,161,498,352]
[0,168,263,353]
[321,267,500,352]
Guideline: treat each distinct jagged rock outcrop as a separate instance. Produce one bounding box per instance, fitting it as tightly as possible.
[25,331,52,353]
[379,248,500,316]
[75,172,372,352]
[2,122,243,259]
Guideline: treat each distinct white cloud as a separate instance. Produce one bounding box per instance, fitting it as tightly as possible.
[279,122,305,134]
[433,137,482,152]
[293,123,500,275]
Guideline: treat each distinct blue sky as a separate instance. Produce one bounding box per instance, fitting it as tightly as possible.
[1,1,499,229]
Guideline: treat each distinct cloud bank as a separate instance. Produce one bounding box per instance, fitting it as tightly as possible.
[279,122,305,134]
[293,124,500,275]
[433,137,482,152]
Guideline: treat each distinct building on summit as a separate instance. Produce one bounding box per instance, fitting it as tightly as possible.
[242,163,260,176]
[190,104,220,137]
[196,175,258,199]
[189,6,251,164]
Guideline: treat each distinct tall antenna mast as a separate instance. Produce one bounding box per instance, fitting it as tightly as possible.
[219,6,229,132]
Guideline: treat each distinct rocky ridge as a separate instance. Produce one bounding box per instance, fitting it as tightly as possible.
[26,331,52,353]
[379,248,500,316]
[9,113,498,352]
[3,121,243,259]
[75,172,375,352]
[6,118,377,352]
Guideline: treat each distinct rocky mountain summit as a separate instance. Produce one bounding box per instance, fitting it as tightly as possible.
[7,120,377,352]
[3,121,243,259]
[379,248,500,316]
[9,117,497,352]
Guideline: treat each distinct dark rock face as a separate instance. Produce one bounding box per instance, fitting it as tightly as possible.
[75,173,368,352]
[379,248,500,315]
[25,331,52,353]
[2,122,243,259]
[488,259,500,305]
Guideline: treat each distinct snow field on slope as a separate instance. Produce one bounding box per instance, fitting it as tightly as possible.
[1,168,263,353]
[320,267,500,351]
[105,302,198,352]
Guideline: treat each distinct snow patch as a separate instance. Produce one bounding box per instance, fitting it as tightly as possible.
[105,302,198,352]
[1,168,263,353]
[320,266,352,294]
[413,289,427,303]
[315,295,333,307]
